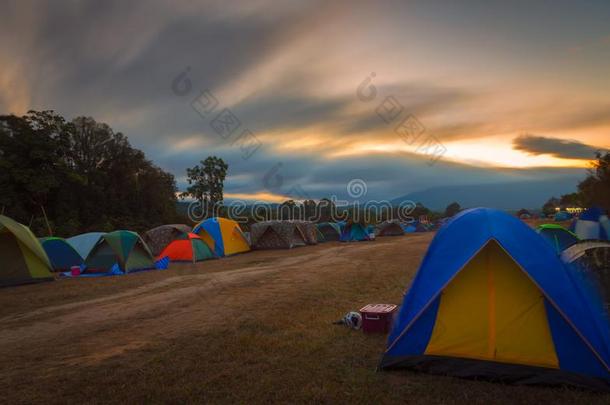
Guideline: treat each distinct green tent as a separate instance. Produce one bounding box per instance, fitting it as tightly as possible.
[85,230,156,273]
[316,222,341,242]
[0,215,53,286]
[537,224,580,254]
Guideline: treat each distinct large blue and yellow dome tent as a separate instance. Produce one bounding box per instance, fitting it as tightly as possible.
[381,208,610,390]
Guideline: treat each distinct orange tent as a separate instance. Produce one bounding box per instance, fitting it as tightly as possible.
[158,233,214,263]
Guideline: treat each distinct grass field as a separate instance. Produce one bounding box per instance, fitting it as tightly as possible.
[1,232,608,404]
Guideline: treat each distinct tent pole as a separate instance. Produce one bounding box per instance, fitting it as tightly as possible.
[41,205,53,236]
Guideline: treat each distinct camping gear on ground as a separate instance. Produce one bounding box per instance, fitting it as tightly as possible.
[555,211,572,222]
[61,256,169,278]
[333,311,363,330]
[340,222,370,242]
[360,304,397,334]
[380,207,610,390]
[537,224,580,254]
[144,225,214,262]
[143,224,192,256]
[250,221,307,249]
[193,217,250,257]
[68,231,156,274]
[571,206,609,241]
[316,222,341,241]
[0,215,53,287]
[292,221,318,245]
[562,240,610,312]
[39,237,84,271]
[377,220,405,237]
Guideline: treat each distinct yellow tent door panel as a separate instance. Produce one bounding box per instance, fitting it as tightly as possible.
[425,240,559,369]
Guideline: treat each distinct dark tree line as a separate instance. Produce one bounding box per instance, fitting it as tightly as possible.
[542,152,610,216]
[0,111,179,237]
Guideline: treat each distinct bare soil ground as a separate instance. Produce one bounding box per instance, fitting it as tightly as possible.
[0,233,607,404]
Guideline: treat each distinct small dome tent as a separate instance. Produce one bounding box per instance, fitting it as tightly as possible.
[193,218,250,257]
[143,224,192,256]
[250,221,307,249]
[381,208,610,390]
[377,220,405,237]
[555,211,572,222]
[0,215,53,287]
[292,221,318,245]
[40,237,84,271]
[316,223,341,242]
[537,224,579,254]
[67,232,106,260]
[159,233,214,263]
[144,224,214,263]
[69,231,156,274]
[561,240,610,311]
[571,207,609,241]
[340,222,370,242]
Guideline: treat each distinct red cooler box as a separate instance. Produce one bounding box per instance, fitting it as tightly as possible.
[360,304,397,334]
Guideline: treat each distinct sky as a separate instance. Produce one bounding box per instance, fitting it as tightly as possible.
[1,0,609,205]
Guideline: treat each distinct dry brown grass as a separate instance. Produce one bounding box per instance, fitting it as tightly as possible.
[0,233,608,404]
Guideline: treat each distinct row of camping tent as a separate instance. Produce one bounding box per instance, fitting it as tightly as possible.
[0,214,431,287]
[537,206,610,254]
[0,216,248,287]
[381,207,610,390]
[249,219,435,248]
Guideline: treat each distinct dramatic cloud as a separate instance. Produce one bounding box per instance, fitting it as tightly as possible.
[513,135,602,160]
[1,0,609,204]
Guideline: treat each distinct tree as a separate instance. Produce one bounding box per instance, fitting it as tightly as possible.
[577,152,610,210]
[317,198,336,222]
[182,156,228,217]
[444,202,461,217]
[279,199,297,220]
[542,197,560,217]
[0,111,178,236]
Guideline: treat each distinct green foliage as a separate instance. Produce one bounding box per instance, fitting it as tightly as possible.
[182,156,228,217]
[578,152,610,210]
[444,202,461,217]
[542,197,560,217]
[0,111,178,237]
[542,152,610,214]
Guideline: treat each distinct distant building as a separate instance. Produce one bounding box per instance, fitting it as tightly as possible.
[556,206,584,214]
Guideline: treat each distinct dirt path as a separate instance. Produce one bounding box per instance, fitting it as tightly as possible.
[1,233,602,404]
[0,236,430,370]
